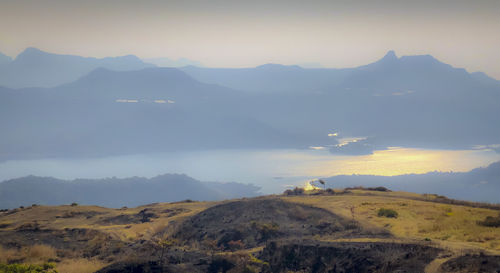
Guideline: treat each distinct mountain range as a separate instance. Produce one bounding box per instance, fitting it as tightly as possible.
[143,57,203,68]
[0,48,499,161]
[0,47,154,88]
[0,174,261,209]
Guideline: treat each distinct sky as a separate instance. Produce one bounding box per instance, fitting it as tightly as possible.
[0,0,499,78]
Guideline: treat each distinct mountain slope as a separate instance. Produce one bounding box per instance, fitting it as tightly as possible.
[0,67,299,160]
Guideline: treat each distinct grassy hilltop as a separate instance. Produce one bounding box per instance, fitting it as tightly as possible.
[0,187,499,273]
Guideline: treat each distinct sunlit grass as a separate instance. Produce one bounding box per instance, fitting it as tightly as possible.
[283,191,500,252]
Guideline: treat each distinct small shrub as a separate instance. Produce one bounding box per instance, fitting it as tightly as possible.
[294,187,304,195]
[477,214,500,227]
[227,240,245,251]
[283,187,304,196]
[70,203,78,207]
[345,186,391,192]
[371,186,391,192]
[377,208,398,218]
[325,188,335,195]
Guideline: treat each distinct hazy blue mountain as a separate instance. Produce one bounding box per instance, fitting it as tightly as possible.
[0,51,12,66]
[179,64,352,93]
[0,47,155,88]
[339,50,483,93]
[0,67,300,160]
[1,51,499,161]
[322,161,500,203]
[234,51,500,153]
[181,51,498,95]
[470,71,500,87]
[0,174,261,209]
[144,57,203,67]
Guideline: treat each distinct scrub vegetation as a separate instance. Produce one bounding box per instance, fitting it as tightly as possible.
[0,188,498,272]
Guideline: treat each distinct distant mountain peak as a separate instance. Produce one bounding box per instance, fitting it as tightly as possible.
[380,50,398,62]
[17,47,46,58]
[384,50,397,59]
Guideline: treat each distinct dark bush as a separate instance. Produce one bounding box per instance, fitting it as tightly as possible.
[345,186,391,192]
[70,202,78,207]
[283,187,305,196]
[377,208,398,218]
[208,258,235,273]
[477,214,500,227]
[371,186,390,192]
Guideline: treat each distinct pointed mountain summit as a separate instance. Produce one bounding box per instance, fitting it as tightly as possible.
[340,51,476,90]
[371,50,399,66]
[382,50,398,61]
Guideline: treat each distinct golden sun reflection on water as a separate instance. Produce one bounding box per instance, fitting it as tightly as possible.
[295,147,500,177]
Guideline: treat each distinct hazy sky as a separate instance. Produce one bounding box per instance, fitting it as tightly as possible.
[1,0,499,78]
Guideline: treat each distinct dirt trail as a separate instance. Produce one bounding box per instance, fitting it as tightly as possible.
[424,254,457,273]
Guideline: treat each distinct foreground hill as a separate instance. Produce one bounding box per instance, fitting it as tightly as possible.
[0,174,261,209]
[0,188,498,272]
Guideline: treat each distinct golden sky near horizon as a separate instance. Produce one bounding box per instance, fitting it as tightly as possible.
[0,0,499,78]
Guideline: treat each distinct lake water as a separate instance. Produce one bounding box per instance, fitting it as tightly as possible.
[0,147,499,193]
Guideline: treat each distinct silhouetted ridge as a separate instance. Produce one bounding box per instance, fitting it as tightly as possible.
[0,47,154,88]
[0,174,261,209]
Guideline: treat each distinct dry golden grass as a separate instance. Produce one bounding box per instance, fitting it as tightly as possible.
[25,245,57,263]
[283,190,500,253]
[0,244,57,264]
[0,201,215,241]
[0,246,20,263]
[55,258,107,273]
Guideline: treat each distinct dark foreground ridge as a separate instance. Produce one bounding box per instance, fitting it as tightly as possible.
[1,193,499,272]
[173,198,389,250]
